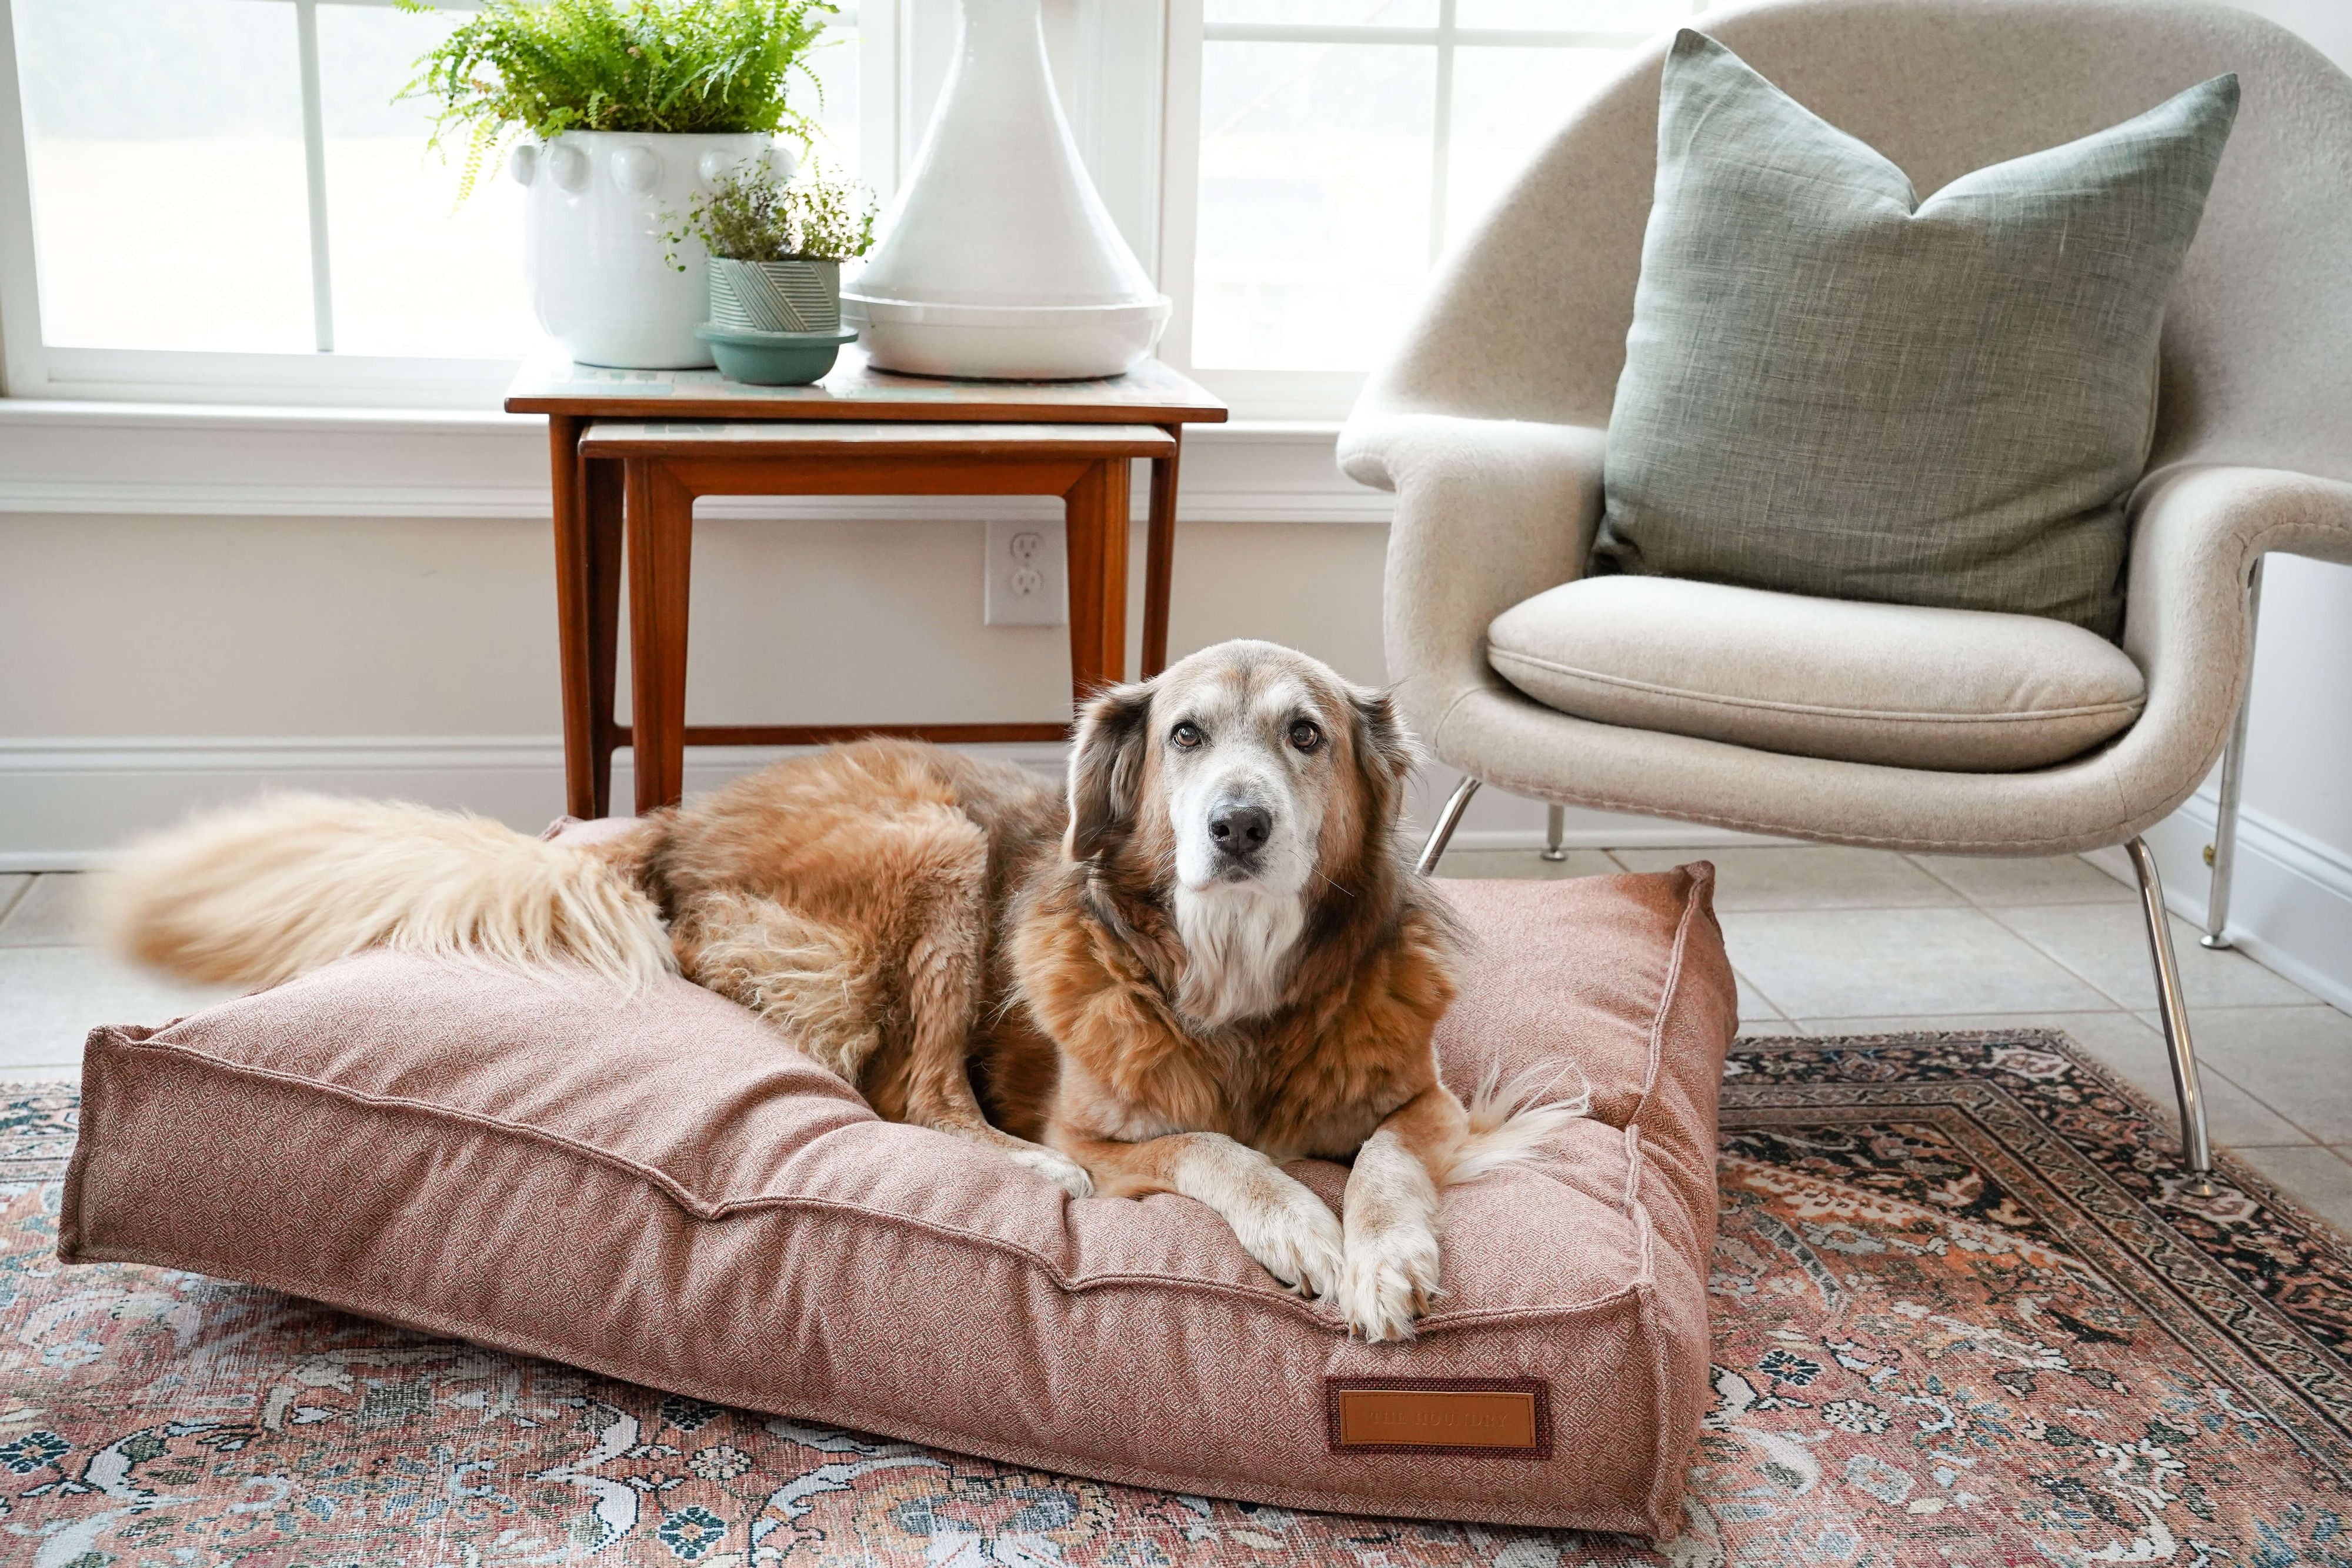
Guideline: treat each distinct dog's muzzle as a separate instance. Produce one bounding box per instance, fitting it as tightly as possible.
[1207,799,1272,875]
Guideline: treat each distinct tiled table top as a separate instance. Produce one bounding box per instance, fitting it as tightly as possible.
[506,346,1229,423]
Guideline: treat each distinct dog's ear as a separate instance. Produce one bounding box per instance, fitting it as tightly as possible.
[1066,680,1154,861]
[1349,686,1418,786]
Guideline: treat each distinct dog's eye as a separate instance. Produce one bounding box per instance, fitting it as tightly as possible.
[1288,720,1323,753]
[1170,722,1204,749]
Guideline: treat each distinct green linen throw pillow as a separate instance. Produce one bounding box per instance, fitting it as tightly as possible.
[1592,31,2237,638]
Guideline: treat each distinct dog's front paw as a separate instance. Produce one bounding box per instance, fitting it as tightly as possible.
[1232,1180,1346,1300]
[1007,1143,1096,1198]
[1336,1219,1442,1342]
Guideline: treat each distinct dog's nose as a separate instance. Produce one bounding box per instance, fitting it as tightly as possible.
[1208,802,1272,857]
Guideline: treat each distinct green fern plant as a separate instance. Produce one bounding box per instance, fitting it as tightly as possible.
[399,0,837,199]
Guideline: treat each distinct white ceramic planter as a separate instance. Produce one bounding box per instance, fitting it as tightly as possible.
[513,131,799,369]
[843,0,1169,379]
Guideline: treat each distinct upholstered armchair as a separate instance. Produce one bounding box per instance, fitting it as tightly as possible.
[1339,0,2352,1192]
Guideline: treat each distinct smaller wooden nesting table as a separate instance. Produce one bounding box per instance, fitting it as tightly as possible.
[580,421,1176,813]
[508,349,1227,818]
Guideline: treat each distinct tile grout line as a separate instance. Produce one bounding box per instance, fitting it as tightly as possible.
[1750,855,2323,1143]
[1899,852,1980,909]
[1958,891,2351,1153]
[1967,900,2148,1012]
[0,875,32,929]
[2172,1057,2345,1155]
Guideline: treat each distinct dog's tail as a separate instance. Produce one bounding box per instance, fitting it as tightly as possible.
[102,794,674,993]
[1444,1064,1593,1186]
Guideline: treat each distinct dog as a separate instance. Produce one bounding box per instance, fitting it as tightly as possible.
[106,639,1576,1340]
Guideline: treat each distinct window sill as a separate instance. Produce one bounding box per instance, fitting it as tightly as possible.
[0,398,1390,525]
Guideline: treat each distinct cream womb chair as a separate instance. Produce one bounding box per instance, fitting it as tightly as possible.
[1339,0,2352,1193]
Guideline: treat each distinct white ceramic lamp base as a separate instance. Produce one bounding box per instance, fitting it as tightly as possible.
[843,0,1168,381]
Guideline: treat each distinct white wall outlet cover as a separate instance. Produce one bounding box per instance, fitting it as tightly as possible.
[985,518,1067,626]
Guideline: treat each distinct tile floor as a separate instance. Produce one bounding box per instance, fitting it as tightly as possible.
[5,848,2350,1232]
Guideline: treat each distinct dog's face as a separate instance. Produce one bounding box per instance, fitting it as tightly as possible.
[1157,650,1340,898]
[1065,640,1416,1023]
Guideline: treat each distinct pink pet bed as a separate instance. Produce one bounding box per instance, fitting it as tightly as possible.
[62,868,1733,1534]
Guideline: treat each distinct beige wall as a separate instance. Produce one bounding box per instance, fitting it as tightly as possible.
[0,511,1388,738]
[2223,0,2352,859]
[0,495,1687,860]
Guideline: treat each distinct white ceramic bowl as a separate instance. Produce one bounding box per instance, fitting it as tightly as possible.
[842,294,1172,381]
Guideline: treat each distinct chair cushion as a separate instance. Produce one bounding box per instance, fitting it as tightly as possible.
[60,868,1734,1536]
[1592,29,2237,638]
[1489,576,2146,771]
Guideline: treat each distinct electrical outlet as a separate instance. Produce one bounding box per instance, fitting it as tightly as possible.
[985,517,1067,626]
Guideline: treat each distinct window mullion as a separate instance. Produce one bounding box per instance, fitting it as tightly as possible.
[1427,0,1454,267]
[1156,0,1205,372]
[294,0,335,354]
[0,0,51,393]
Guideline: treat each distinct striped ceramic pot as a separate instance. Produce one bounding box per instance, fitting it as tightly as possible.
[707,257,843,333]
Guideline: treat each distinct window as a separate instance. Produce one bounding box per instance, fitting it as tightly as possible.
[1161,0,1699,413]
[0,0,1677,418]
[0,0,871,403]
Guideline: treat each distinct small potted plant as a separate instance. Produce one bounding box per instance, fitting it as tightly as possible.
[669,165,873,383]
[403,0,836,370]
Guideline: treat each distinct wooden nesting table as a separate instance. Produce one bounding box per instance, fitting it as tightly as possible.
[507,349,1227,816]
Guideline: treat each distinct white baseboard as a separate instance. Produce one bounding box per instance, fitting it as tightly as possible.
[0,736,1776,870]
[2084,789,2352,1015]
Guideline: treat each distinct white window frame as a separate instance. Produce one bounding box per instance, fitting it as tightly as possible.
[1155,0,1673,420]
[0,0,1667,423]
[0,0,893,409]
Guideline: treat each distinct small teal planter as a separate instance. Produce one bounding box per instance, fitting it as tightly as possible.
[707,257,843,333]
[693,323,859,386]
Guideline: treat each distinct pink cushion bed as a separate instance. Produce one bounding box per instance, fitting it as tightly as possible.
[61,866,1733,1535]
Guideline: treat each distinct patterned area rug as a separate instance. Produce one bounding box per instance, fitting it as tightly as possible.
[5,1030,2350,1567]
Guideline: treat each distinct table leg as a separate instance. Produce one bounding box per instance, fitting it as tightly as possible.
[548,413,601,820]
[1065,457,1132,705]
[627,461,695,813]
[1142,429,1182,678]
[584,455,624,818]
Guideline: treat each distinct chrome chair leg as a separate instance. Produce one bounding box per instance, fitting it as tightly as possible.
[1415,776,1482,876]
[2128,836,2218,1196]
[2203,556,2264,950]
[1542,803,1569,862]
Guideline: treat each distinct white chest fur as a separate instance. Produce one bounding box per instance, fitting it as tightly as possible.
[1173,882,1307,1027]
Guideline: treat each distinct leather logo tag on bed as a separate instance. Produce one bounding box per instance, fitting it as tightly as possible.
[1325,1378,1552,1456]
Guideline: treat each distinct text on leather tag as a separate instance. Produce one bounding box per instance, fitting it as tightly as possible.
[1325,1379,1550,1456]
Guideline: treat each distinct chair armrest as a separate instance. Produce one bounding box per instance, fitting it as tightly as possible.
[1338,413,1608,750]
[2117,465,2352,812]
[2126,463,2352,668]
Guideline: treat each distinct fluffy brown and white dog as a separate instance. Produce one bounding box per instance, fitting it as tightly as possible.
[106,639,1573,1340]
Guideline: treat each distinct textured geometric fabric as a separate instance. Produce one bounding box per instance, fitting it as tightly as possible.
[1594,29,2237,638]
[13,1025,2352,1563]
[58,869,1737,1535]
